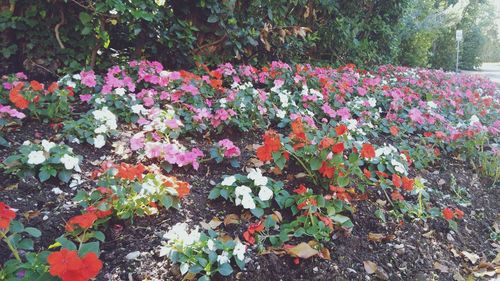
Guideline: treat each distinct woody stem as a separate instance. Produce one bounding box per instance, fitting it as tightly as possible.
[289,152,318,185]
[0,230,22,262]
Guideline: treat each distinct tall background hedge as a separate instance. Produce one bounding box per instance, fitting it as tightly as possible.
[0,0,498,77]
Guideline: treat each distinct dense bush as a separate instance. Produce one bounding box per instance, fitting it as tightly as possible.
[0,0,408,77]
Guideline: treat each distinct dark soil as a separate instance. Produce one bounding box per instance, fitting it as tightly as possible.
[1,119,499,281]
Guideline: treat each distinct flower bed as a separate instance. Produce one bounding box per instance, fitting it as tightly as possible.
[0,62,499,280]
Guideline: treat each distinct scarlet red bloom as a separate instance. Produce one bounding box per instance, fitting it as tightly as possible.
[48,82,59,93]
[363,168,372,179]
[375,171,389,178]
[256,130,281,161]
[297,198,317,210]
[175,181,191,198]
[48,249,102,281]
[442,207,454,220]
[454,208,464,220]
[290,118,307,142]
[360,143,375,159]
[293,184,308,195]
[0,202,16,230]
[319,161,334,178]
[391,191,404,201]
[30,80,44,91]
[423,132,433,138]
[115,163,145,181]
[332,142,344,154]
[392,174,402,188]
[243,220,265,244]
[65,212,98,232]
[335,124,348,136]
[401,177,414,191]
[319,137,335,149]
[9,83,29,109]
[390,126,399,136]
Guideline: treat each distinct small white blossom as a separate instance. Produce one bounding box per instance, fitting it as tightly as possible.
[258,185,273,201]
[247,168,268,186]
[93,135,106,148]
[60,154,80,171]
[233,241,246,261]
[217,251,230,264]
[41,140,56,152]
[27,150,46,165]
[221,176,236,186]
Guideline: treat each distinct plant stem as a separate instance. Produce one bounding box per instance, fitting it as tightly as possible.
[0,231,22,262]
[289,152,318,185]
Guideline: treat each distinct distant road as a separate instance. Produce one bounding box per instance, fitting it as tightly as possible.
[461,62,500,86]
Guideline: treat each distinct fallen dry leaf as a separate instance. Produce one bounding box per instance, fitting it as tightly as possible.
[285,242,319,259]
[319,247,331,260]
[462,251,480,264]
[492,252,500,265]
[363,260,378,274]
[223,214,240,226]
[200,217,222,230]
[271,211,283,223]
[23,210,41,220]
[294,172,308,179]
[368,232,395,243]
[422,230,434,238]
[434,261,449,273]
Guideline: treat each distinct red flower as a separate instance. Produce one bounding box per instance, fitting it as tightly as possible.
[442,207,454,220]
[392,174,402,188]
[290,118,307,142]
[48,249,102,281]
[30,80,44,91]
[115,163,145,181]
[48,82,59,93]
[423,132,433,138]
[319,161,334,178]
[335,124,348,136]
[363,168,372,179]
[0,202,16,230]
[297,198,317,210]
[319,137,335,149]
[9,83,29,109]
[454,208,464,220]
[391,191,404,202]
[390,126,399,136]
[332,142,344,154]
[175,181,191,198]
[293,184,308,195]
[243,221,265,245]
[401,177,414,191]
[256,130,281,162]
[360,143,375,159]
[65,212,98,232]
[375,171,389,178]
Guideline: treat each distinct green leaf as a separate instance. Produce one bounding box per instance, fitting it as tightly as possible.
[58,170,72,183]
[337,176,350,187]
[218,262,233,276]
[56,237,77,251]
[79,12,92,24]
[24,227,42,238]
[208,188,220,199]
[18,239,34,250]
[38,170,51,182]
[250,207,264,218]
[207,14,219,23]
[310,158,322,170]
[79,242,100,256]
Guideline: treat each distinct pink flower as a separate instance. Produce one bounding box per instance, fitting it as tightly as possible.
[336,107,351,121]
[321,104,336,118]
[218,139,241,158]
[130,133,145,151]
[408,108,425,125]
[80,94,92,103]
[80,70,97,88]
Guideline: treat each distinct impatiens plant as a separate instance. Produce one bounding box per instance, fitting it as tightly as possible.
[159,223,246,281]
[208,168,289,218]
[208,139,241,167]
[2,140,82,182]
[0,202,51,280]
[75,162,190,219]
[0,104,25,147]
[0,74,75,121]
[62,106,118,148]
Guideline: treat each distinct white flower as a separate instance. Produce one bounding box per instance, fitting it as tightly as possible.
[41,140,56,152]
[233,241,246,261]
[469,115,481,126]
[221,176,236,186]
[131,104,145,114]
[207,239,215,251]
[114,87,126,96]
[276,109,286,119]
[217,251,230,264]
[235,185,255,209]
[27,151,46,165]
[159,241,172,257]
[22,140,31,146]
[258,185,273,201]
[141,179,159,195]
[66,80,76,88]
[93,135,106,148]
[72,74,81,80]
[247,168,268,186]
[367,98,377,107]
[427,101,437,109]
[391,159,407,175]
[60,154,80,171]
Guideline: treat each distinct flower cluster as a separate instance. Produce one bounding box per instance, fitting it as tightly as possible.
[159,222,246,279]
[3,140,82,182]
[208,138,241,167]
[47,249,102,281]
[63,107,118,148]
